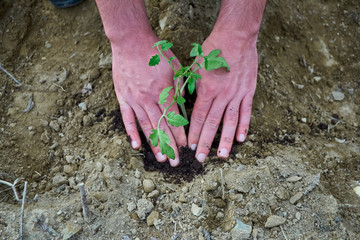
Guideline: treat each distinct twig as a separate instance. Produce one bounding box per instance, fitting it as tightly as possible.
[280,226,289,240]
[220,168,225,200]
[20,181,27,240]
[53,83,66,92]
[0,178,21,202]
[78,183,90,222]
[0,64,22,86]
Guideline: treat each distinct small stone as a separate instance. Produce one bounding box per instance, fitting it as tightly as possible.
[275,187,290,200]
[332,91,345,101]
[52,174,68,187]
[286,176,302,182]
[98,53,112,69]
[216,212,224,219]
[134,169,141,178]
[159,16,167,30]
[146,211,160,226]
[231,219,252,240]
[295,212,301,220]
[83,115,92,127]
[78,102,87,111]
[127,202,137,212]
[289,192,303,204]
[63,165,74,176]
[129,211,139,221]
[313,76,322,82]
[182,186,188,193]
[65,155,75,164]
[136,199,154,220]
[49,120,60,132]
[143,179,155,193]
[89,68,100,80]
[265,215,286,228]
[148,190,160,198]
[214,198,227,208]
[62,223,82,240]
[191,203,202,216]
[301,118,307,123]
[178,193,187,203]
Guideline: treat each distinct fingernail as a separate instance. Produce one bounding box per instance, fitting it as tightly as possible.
[197,153,206,163]
[238,134,245,142]
[170,158,179,167]
[131,140,139,149]
[156,152,167,162]
[219,148,228,158]
[190,144,197,151]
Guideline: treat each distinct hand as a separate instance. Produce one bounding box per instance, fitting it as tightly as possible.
[111,34,186,167]
[188,31,258,162]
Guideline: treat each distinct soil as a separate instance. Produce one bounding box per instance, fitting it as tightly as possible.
[0,0,359,239]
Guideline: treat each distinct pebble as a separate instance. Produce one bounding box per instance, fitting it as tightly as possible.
[275,188,290,200]
[52,174,68,187]
[98,53,112,69]
[295,212,301,220]
[182,186,188,193]
[65,155,75,164]
[191,203,203,216]
[289,192,303,204]
[231,219,252,240]
[179,193,187,203]
[78,102,87,111]
[146,211,160,226]
[49,120,60,132]
[143,179,155,193]
[214,198,227,208]
[332,91,345,101]
[216,212,224,219]
[286,176,302,182]
[83,115,92,127]
[136,199,154,220]
[148,190,160,198]
[265,215,286,228]
[127,202,137,212]
[63,165,74,176]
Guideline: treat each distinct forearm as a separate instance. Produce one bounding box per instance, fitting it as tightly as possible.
[95,0,153,44]
[213,0,266,39]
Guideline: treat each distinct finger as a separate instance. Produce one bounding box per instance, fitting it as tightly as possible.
[133,105,167,163]
[195,98,227,163]
[145,103,181,167]
[119,102,141,149]
[217,100,241,158]
[236,93,254,142]
[188,96,213,152]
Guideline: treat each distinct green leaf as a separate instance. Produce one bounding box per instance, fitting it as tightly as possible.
[169,56,176,63]
[174,69,183,79]
[187,77,196,95]
[159,86,173,105]
[181,66,191,77]
[149,55,160,66]
[176,96,186,105]
[204,49,230,71]
[196,63,202,69]
[190,43,203,57]
[166,111,189,127]
[158,130,175,159]
[191,73,202,80]
[152,40,173,51]
[153,40,167,48]
[149,129,159,147]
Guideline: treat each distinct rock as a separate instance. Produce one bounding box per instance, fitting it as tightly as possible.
[65,155,75,164]
[289,192,303,204]
[61,223,82,240]
[148,190,160,198]
[49,120,60,132]
[231,219,252,240]
[354,186,360,197]
[99,53,112,69]
[286,176,302,182]
[159,16,167,30]
[146,211,160,226]
[216,212,224,219]
[191,203,203,216]
[78,102,87,111]
[127,202,137,212]
[143,179,155,193]
[275,187,290,200]
[52,174,68,187]
[295,212,301,220]
[136,199,154,220]
[265,215,286,228]
[332,91,345,101]
[214,198,227,208]
[63,165,74,176]
[178,193,187,203]
[83,115,92,127]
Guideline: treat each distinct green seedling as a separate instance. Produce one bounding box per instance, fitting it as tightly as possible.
[148,40,229,160]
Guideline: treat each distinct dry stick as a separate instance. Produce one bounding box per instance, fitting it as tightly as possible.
[220,169,225,200]
[0,179,20,202]
[0,64,22,86]
[78,183,90,222]
[20,181,27,240]
[280,226,289,240]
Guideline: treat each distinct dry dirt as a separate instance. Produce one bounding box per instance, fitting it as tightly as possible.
[0,0,359,239]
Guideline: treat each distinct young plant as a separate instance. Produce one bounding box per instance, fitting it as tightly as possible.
[148,40,229,160]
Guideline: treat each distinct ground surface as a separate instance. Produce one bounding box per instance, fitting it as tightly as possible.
[0,0,359,239]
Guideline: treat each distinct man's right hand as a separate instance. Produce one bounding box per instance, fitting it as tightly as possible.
[110,34,186,167]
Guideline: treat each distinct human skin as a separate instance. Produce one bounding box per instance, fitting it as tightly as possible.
[188,0,267,162]
[95,0,266,166]
[95,0,186,167]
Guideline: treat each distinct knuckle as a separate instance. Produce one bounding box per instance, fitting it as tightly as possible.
[222,137,233,144]
[193,112,206,125]
[206,118,219,130]
[227,106,239,122]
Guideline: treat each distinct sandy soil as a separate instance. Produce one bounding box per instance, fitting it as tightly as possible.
[0,0,359,239]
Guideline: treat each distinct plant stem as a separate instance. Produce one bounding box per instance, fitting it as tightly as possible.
[157,99,176,131]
